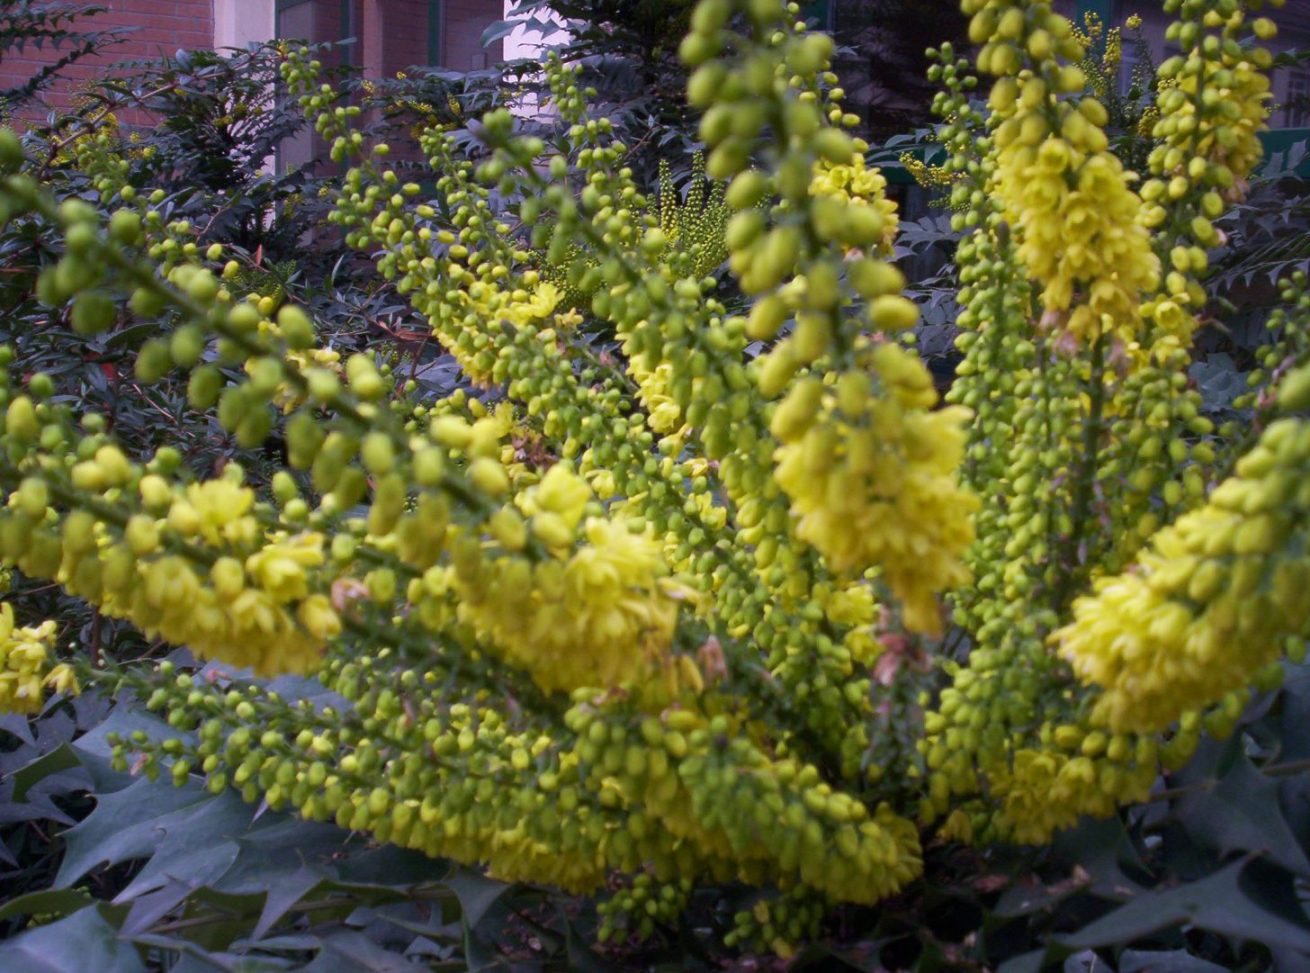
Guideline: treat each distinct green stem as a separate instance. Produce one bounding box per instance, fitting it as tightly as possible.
[1056,329,1107,611]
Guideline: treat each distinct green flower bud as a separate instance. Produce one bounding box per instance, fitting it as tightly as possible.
[0,127,24,172]
[276,305,315,349]
[108,209,143,245]
[70,291,117,335]
[135,339,172,383]
[169,324,206,367]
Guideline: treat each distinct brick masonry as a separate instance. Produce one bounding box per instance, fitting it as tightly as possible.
[2,0,503,124]
[2,0,214,120]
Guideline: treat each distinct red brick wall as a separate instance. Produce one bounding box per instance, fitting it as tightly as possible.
[1,0,214,117]
[1,0,502,119]
[370,0,503,76]
[359,0,503,165]
[383,0,430,75]
[443,0,500,71]
[313,0,353,69]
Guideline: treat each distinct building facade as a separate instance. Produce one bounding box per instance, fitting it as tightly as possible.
[1,0,504,114]
[2,0,216,112]
[275,0,504,76]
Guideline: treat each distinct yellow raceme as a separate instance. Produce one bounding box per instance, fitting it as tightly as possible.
[0,0,1306,946]
[982,0,1160,346]
[0,437,339,676]
[773,348,978,633]
[418,460,696,697]
[0,603,70,713]
[920,0,1285,848]
[809,155,900,255]
[1057,415,1310,734]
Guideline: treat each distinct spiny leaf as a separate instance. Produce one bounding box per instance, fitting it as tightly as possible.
[1175,751,1310,877]
[1058,858,1310,955]
[0,905,146,973]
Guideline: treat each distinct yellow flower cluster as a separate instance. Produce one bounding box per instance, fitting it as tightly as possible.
[424,395,514,459]
[1057,414,1310,734]
[390,172,564,386]
[274,347,342,413]
[435,278,558,386]
[809,154,900,254]
[772,346,977,633]
[985,739,1156,844]
[507,282,563,328]
[7,0,1308,948]
[900,152,957,192]
[1148,20,1272,199]
[421,397,547,494]
[997,118,1159,343]
[592,706,924,904]
[1071,12,1123,102]
[0,420,340,678]
[1136,1,1275,341]
[920,34,1177,849]
[622,355,685,436]
[125,480,336,673]
[164,479,258,546]
[0,604,73,714]
[922,658,1175,845]
[978,0,1160,344]
[654,155,731,280]
[1070,11,1104,51]
[452,464,689,695]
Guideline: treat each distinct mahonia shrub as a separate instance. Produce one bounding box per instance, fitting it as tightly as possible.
[0,0,1307,955]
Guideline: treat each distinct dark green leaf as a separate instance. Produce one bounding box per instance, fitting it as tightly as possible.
[113,814,242,900]
[1059,859,1310,955]
[120,878,194,935]
[54,778,219,887]
[11,742,83,802]
[480,19,521,47]
[102,322,165,349]
[358,899,460,941]
[786,941,882,971]
[556,900,611,972]
[1176,752,1310,877]
[211,816,349,897]
[0,905,147,973]
[1275,672,1310,761]
[446,870,511,929]
[462,917,514,973]
[0,888,95,922]
[250,866,325,940]
[994,948,1049,973]
[303,930,417,972]
[166,954,293,973]
[332,844,446,888]
[1117,949,1229,973]
[0,788,78,827]
[0,711,36,745]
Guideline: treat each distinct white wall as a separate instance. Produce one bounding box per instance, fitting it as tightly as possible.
[214,0,276,49]
[502,0,568,60]
[502,1,568,118]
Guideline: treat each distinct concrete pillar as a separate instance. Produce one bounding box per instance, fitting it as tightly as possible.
[361,0,386,79]
[214,0,275,48]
